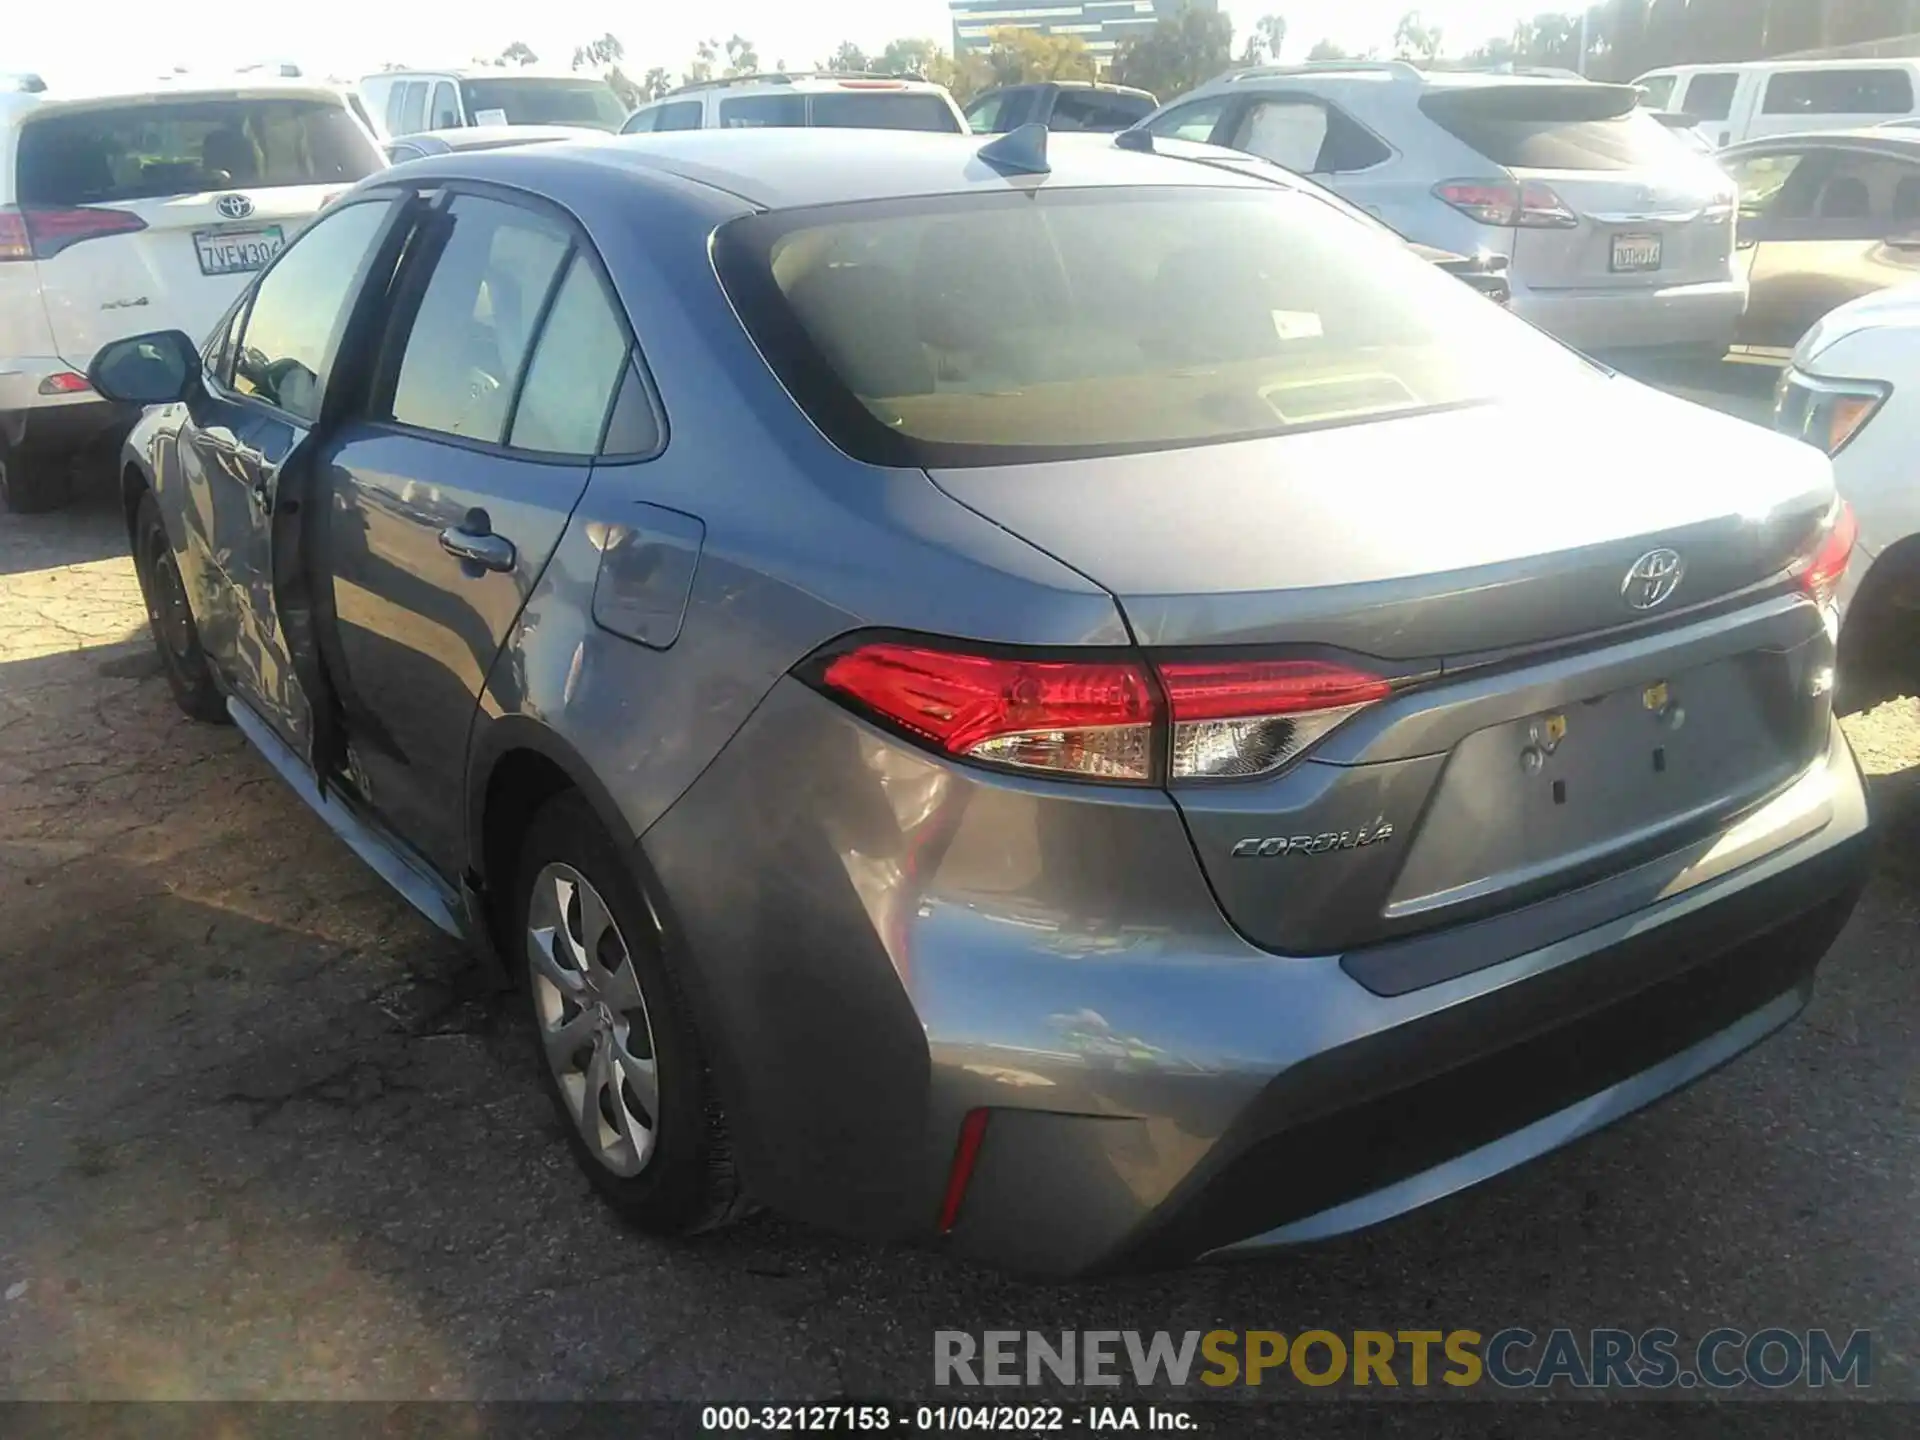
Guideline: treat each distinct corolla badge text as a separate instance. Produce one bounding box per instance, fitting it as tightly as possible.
[1231,819,1394,858]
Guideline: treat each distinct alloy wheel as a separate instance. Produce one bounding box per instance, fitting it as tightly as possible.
[526,862,660,1177]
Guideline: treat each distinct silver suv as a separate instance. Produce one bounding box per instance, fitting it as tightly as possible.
[1141,61,1745,355]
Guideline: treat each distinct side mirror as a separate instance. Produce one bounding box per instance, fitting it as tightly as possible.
[86,330,199,405]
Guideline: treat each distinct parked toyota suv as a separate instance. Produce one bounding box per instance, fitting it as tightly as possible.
[0,81,383,511]
[1141,61,1745,357]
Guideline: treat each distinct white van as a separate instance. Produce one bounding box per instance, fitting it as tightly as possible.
[1634,59,1920,149]
[621,73,966,135]
[359,70,628,139]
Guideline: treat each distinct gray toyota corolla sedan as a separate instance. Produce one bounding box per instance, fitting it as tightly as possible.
[89,126,1870,1275]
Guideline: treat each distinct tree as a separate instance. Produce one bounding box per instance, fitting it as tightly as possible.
[1394,10,1443,63]
[1307,38,1356,61]
[878,37,943,76]
[724,35,759,76]
[1241,13,1289,65]
[825,40,870,73]
[605,66,641,108]
[684,38,720,86]
[499,41,538,67]
[640,66,673,101]
[571,33,623,72]
[983,27,1097,88]
[1112,4,1234,99]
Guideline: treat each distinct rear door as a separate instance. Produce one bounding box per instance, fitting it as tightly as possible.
[1420,83,1733,295]
[316,186,637,876]
[15,92,381,369]
[1727,143,1920,351]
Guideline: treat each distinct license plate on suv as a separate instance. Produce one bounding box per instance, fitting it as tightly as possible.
[193,225,285,277]
[1611,232,1662,273]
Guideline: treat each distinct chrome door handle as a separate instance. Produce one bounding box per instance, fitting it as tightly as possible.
[438,514,516,573]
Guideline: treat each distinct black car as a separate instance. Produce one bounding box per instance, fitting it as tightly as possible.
[964,81,1156,134]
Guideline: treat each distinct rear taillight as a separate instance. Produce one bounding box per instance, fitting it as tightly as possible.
[0,204,148,262]
[820,643,1158,782]
[37,372,91,395]
[1160,659,1392,780]
[1799,503,1857,610]
[814,641,1392,784]
[1433,179,1578,229]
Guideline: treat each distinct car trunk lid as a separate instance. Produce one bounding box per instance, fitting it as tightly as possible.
[927,381,1839,956]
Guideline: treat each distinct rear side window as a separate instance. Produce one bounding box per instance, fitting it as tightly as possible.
[508,256,635,455]
[15,98,379,205]
[398,81,429,135]
[715,185,1587,468]
[721,95,807,128]
[1420,86,1683,171]
[1145,98,1227,144]
[388,196,571,443]
[1764,68,1915,117]
[964,89,1013,133]
[652,100,705,131]
[810,93,961,133]
[1229,98,1391,174]
[1681,73,1739,122]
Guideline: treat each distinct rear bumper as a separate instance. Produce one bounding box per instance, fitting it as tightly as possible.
[0,359,135,451]
[642,677,1869,1275]
[1511,278,1747,354]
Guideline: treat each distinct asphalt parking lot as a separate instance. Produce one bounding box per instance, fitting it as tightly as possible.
[1,360,1915,1406]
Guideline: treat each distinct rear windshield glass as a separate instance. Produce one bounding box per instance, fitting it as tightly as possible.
[810,92,960,133]
[460,78,626,131]
[1421,85,1682,170]
[17,97,379,205]
[714,186,1588,467]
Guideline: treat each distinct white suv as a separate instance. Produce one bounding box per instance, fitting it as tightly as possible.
[0,81,383,511]
[622,73,966,135]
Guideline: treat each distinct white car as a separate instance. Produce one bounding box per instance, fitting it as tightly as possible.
[621,72,966,135]
[1774,282,1920,675]
[0,81,383,511]
[361,70,628,139]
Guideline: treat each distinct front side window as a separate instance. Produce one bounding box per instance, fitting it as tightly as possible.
[964,90,1008,134]
[398,81,429,135]
[1145,98,1226,144]
[15,97,380,205]
[1681,72,1739,122]
[231,200,391,421]
[388,196,570,443]
[1764,68,1915,117]
[1636,74,1678,110]
[508,256,635,454]
[716,185,1590,468]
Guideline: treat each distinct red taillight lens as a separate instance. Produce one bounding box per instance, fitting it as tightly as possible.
[817,642,1392,784]
[1800,502,1857,609]
[37,372,92,395]
[820,642,1160,782]
[1433,179,1578,229]
[0,204,149,261]
[1160,659,1392,780]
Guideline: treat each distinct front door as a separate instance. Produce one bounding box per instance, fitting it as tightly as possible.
[317,189,641,877]
[174,196,400,751]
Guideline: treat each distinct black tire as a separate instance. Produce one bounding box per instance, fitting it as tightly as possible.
[130,490,229,724]
[0,432,73,514]
[513,790,746,1236]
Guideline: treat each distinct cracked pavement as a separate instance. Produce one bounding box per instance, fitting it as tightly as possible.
[0,388,1916,1402]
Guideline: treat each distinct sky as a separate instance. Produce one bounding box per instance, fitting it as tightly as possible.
[12,2,1556,90]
